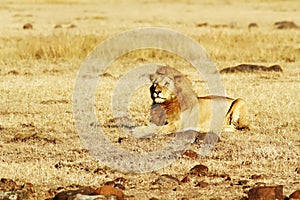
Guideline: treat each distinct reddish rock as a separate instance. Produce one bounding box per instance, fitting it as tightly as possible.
[290,190,300,199]
[95,185,124,200]
[248,185,283,200]
[189,164,208,176]
[183,150,198,159]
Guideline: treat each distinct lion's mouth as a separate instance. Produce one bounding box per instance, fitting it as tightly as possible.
[153,92,166,103]
[154,97,166,103]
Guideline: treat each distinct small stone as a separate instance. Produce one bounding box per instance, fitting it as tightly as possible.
[23,23,33,29]
[95,185,124,200]
[250,174,264,180]
[183,150,198,159]
[248,185,283,200]
[0,178,17,190]
[53,187,96,200]
[189,164,208,176]
[248,22,258,30]
[8,70,19,75]
[296,167,300,174]
[289,190,300,199]
[195,181,209,188]
[68,24,76,28]
[238,180,249,185]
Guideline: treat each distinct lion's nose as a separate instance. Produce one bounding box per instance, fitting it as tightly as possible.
[153,90,161,98]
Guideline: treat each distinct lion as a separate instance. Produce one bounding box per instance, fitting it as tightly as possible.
[130,65,249,138]
[150,66,250,132]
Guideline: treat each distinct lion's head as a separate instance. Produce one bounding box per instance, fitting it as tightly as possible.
[149,66,198,126]
[150,65,197,109]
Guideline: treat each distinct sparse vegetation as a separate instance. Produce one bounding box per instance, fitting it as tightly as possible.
[0,0,299,199]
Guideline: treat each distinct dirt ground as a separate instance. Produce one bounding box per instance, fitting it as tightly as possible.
[0,0,299,199]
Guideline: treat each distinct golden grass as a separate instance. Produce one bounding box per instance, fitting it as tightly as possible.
[0,0,299,199]
[1,29,299,64]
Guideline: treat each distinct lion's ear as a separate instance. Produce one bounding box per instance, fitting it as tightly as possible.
[149,74,155,82]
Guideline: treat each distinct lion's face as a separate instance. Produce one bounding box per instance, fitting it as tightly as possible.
[150,73,176,104]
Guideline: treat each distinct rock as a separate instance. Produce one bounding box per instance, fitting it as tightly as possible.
[53,187,96,200]
[196,22,208,27]
[289,190,300,199]
[23,23,33,29]
[250,174,264,180]
[248,22,258,31]
[68,24,77,28]
[183,150,198,159]
[0,178,35,199]
[95,185,124,200]
[72,194,108,200]
[274,21,299,29]
[189,164,208,176]
[296,167,300,174]
[238,180,249,185]
[248,185,283,200]
[195,181,209,188]
[220,64,283,74]
[8,70,19,75]
[149,197,159,200]
[0,178,17,190]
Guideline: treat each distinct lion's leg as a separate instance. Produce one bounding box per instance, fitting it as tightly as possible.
[225,98,250,131]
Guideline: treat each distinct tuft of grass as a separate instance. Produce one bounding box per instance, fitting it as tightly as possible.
[0,33,106,62]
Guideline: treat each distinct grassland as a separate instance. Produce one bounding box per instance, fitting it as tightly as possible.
[0,0,299,199]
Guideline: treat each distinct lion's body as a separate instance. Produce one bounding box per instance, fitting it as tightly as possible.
[149,66,250,134]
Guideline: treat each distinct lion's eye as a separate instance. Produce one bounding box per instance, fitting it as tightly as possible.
[164,82,169,86]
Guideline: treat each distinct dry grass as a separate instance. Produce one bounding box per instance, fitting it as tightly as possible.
[0,0,299,199]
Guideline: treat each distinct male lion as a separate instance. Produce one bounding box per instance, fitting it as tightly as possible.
[131,65,249,138]
[132,66,249,137]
